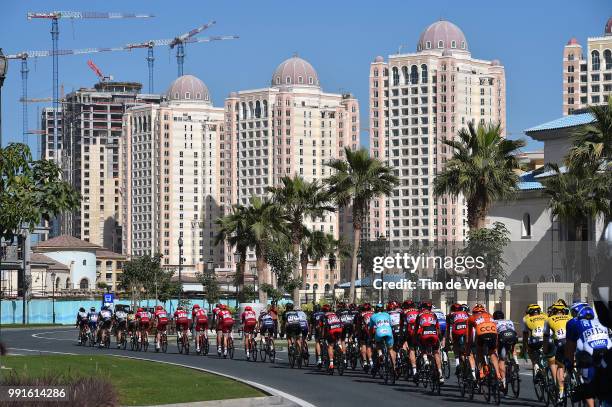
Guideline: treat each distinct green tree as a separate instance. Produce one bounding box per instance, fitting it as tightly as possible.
[299,229,329,287]
[433,122,525,230]
[567,98,612,171]
[265,238,300,299]
[0,143,79,240]
[268,175,334,304]
[326,147,399,302]
[196,271,220,310]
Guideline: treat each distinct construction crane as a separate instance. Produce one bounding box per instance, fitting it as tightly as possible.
[124,21,238,91]
[87,60,113,82]
[6,47,124,142]
[27,10,154,161]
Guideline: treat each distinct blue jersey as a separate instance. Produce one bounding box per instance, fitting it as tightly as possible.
[259,313,274,328]
[433,309,446,335]
[297,310,309,330]
[567,317,612,356]
[369,312,393,337]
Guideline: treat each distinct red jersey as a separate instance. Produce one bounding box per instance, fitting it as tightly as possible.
[193,308,208,323]
[174,309,188,322]
[415,310,440,338]
[218,309,234,324]
[241,310,257,326]
[322,312,343,330]
[136,310,150,322]
[401,308,419,335]
[154,309,168,321]
[448,311,469,336]
[360,310,374,332]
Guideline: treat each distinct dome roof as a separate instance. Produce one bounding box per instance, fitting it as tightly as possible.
[166,75,211,104]
[606,17,612,35]
[374,55,384,62]
[491,59,501,66]
[271,56,319,88]
[417,20,469,54]
[567,37,579,45]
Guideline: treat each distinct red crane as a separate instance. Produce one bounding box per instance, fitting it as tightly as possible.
[87,60,112,82]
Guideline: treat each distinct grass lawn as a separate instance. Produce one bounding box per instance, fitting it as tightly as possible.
[2,355,264,406]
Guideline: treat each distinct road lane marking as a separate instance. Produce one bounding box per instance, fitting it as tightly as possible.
[31,330,75,341]
[9,348,77,355]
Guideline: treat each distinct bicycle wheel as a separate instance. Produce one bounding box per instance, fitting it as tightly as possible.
[260,339,267,362]
[270,346,276,363]
[289,345,296,368]
[203,337,209,355]
[483,375,492,403]
[184,336,190,355]
[177,335,184,354]
[511,363,521,398]
[545,367,556,407]
[443,360,451,379]
[336,348,344,376]
[459,368,467,397]
[493,377,501,405]
[228,338,234,359]
[162,334,168,353]
[534,368,545,401]
[297,346,303,369]
[142,334,149,352]
[431,368,440,395]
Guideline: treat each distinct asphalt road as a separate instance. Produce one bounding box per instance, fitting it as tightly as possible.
[0,327,544,407]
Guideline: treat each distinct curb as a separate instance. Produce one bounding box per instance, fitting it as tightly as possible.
[136,395,296,407]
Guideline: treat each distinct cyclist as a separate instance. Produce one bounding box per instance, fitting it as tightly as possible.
[241,305,257,358]
[433,305,448,369]
[355,303,375,371]
[212,303,223,355]
[113,306,128,348]
[127,308,137,340]
[543,299,571,399]
[174,305,189,348]
[154,305,169,351]
[310,304,326,367]
[493,310,518,390]
[320,304,344,371]
[521,303,547,371]
[337,302,353,363]
[369,303,397,374]
[400,300,420,377]
[258,308,276,353]
[98,305,113,347]
[282,303,302,361]
[135,307,150,345]
[467,304,500,383]
[414,301,444,383]
[76,307,89,344]
[387,301,402,351]
[446,303,469,375]
[87,307,98,345]
[566,304,612,407]
[217,304,234,357]
[296,306,310,357]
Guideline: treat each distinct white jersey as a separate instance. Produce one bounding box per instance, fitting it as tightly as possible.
[495,319,516,333]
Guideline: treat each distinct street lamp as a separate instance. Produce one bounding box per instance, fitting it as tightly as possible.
[177,236,183,305]
[234,251,241,307]
[51,272,56,324]
[0,48,8,147]
[206,258,214,309]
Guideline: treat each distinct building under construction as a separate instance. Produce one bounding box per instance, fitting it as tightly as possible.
[59,81,162,252]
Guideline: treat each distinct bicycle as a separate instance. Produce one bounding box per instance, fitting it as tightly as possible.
[288,339,299,369]
[300,336,310,367]
[177,328,189,354]
[441,346,451,379]
[78,326,89,346]
[244,333,257,361]
[140,328,149,352]
[221,334,234,359]
[196,331,209,356]
[130,331,139,351]
[259,334,275,363]
[531,348,549,403]
[346,337,359,370]
[119,328,128,350]
[372,343,395,385]
[333,342,345,376]
[459,356,476,400]
[158,330,168,353]
[478,342,501,405]
[504,356,521,398]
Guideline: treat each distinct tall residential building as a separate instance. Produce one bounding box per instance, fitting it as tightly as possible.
[61,81,161,252]
[40,107,62,161]
[368,20,506,244]
[224,56,359,291]
[563,17,612,115]
[122,75,225,272]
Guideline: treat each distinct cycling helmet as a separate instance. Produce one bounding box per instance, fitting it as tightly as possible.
[461,304,470,313]
[90,307,96,311]
[336,302,346,310]
[244,306,252,311]
[362,303,372,311]
[386,302,394,311]
[402,300,415,309]
[177,306,184,311]
[313,304,321,312]
[420,301,432,311]
[193,304,200,310]
[285,302,294,311]
[550,300,568,314]
[137,307,144,312]
[348,303,357,311]
[375,303,384,312]
[492,310,504,320]
[156,305,163,311]
[577,305,595,320]
[221,304,228,310]
[450,303,462,312]
[79,307,85,312]
[472,304,486,314]
[322,304,331,312]
[525,304,542,315]
[571,302,588,318]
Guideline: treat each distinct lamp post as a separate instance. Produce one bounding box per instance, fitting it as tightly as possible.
[234,251,241,307]
[378,236,388,304]
[51,272,56,324]
[206,258,214,310]
[177,237,183,306]
[0,48,8,147]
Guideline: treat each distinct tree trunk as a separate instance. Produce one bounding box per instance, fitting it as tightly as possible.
[572,223,584,301]
[349,223,362,304]
[467,212,486,305]
[256,254,268,305]
[300,255,309,288]
[291,227,302,305]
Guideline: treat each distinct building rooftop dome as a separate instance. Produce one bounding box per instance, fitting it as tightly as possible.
[491,59,501,66]
[417,19,469,54]
[271,56,319,88]
[605,17,612,36]
[374,55,384,62]
[166,75,211,104]
[567,37,579,45]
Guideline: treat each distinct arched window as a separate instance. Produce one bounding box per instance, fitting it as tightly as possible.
[65,278,71,289]
[402,66,409,85]
[392,67,399,86]
[461,41,466,49]
[604,49,612,70]
[241,102,247,120]
[426,41,431,49]
[305,283,310,291]
[421,64,428,83]
[275,76,280,85]
[410,65,419,84]
[255,101,261,118]
[286,76,292,84]
[262,100,268,117]
[82,259,87,266]
[522,213,532,238]
[55,277,60,290]
[298,76,303,84]
[79,278,89,290]
[568,53,575,61]
[523,276,531,283]
[195,92,201,99]
[438,40,444,49]
[383,68,389,77]
[313,283,319,291]
[324,283,331,293]
[374,68,379,77]
[308,77,314,85]
[592,50,600,71]
[451,40,457,49]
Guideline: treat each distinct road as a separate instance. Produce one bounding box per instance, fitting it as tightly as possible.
[0,327,544,407]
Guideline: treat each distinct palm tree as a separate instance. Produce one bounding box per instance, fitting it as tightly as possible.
[326,147,399,303]
[299,229,329,287]
[268,176,334,304]
[243,196,288,304]
[542,164,610,298]
[567,98,612,171]
[214,205,250,300]
[433,122,525,230]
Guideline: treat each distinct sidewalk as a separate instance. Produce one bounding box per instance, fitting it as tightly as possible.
[136,395,302,407]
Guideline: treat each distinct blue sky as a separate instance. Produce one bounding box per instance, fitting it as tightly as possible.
[0,0,608,154]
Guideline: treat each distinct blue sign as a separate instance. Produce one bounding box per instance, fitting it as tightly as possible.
[103,293,115,304]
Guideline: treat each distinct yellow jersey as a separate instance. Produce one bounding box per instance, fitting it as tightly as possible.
[544,314,571,342]
[522,314,547,342]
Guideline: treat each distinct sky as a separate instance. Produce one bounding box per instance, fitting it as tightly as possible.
[0,0,608,155]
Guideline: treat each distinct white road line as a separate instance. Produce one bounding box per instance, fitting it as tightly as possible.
[31,330,75,341]
[9,348,78,355]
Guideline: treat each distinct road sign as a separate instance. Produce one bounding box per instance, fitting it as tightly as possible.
[103,293,115,304]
